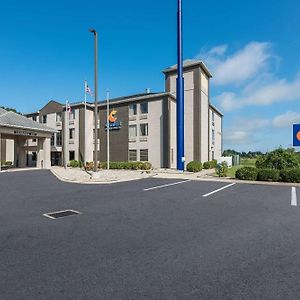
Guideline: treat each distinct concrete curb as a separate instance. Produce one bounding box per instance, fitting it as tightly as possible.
[153,173,300,187]
[50,168,153,185]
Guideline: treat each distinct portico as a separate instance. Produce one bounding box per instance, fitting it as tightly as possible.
[0,108,56,171]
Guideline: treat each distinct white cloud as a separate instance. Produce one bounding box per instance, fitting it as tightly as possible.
[216,75,300,111]
[272,111,300,128]
[197,42,272,85]
[224,130,250,145]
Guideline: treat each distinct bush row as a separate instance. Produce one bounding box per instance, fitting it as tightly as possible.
[84,161,152,171]
[203,160,218,169]
[0,160,13,166]
[236,167,300,183]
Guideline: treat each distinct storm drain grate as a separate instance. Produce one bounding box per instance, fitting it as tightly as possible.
[43,210,81,220]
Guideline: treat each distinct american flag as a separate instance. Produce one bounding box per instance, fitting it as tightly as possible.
[85,82,93,96]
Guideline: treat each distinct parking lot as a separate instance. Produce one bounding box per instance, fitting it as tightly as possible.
[1,170,300,299]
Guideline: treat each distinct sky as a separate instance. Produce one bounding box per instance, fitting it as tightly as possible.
[0,0,299,152]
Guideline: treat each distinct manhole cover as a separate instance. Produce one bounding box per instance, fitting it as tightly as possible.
[43,210,81,219]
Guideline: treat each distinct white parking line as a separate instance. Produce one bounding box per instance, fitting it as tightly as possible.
[291,187,297,206]
[144,180,192,191]
[202,183,236,198]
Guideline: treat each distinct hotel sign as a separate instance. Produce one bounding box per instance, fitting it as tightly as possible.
[293,124,300,147]
[13,130,38,137]
[105,110,122,131]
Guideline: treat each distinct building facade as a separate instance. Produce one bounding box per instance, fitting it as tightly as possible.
[17,59,223,170]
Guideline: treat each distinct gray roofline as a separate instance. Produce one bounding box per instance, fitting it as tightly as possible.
[96,92,175,107]
[0,123,57,133]
[162,60,213,78]
[209,103,223,117]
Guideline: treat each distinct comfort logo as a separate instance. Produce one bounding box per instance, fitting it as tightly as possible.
[297,131,300,142]
[108,110,117,123]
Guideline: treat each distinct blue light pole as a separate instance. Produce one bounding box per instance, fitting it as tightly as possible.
[177,0,185,171]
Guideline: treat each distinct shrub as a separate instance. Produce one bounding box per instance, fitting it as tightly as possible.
[203,160,218,169]
[186,161,203,172]
[69,160,82,168]
[92,161,152,171]
[236,167,258,181]
[256,148,300,170]
[216,161,228,177]
[280,169,300,183]
[257,169,280,182]
[203,161,211,169]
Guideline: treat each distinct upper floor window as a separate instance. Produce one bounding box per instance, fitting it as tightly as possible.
[70,109,75,120]
[42,115,47,124]
[140,101,148,114]
[51,133,55,146]
[140,123,148,136]
[129,125,137,138]
[129,104,137,116]
[212,129,215,145]
[212,111,215,122]
[32,115,37,121]
[56,112,62,122]
[56,130,62,146]
[69,128,75,140]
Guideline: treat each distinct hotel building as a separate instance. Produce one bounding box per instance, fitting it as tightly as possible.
[1,60,223,170]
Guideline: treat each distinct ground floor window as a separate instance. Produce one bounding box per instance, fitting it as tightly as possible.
[129,149,137,161]
[51,133,55,146]
[69,151,75,161]
[140,149,148,161]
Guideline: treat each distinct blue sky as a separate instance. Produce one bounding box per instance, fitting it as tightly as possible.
[0,0,299,152]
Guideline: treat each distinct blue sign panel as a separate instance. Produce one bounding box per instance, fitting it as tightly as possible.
[293,124,300,146]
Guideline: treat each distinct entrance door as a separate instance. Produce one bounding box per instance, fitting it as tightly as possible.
[51,152,62,166]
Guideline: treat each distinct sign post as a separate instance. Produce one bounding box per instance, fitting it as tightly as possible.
[177,0,185,171]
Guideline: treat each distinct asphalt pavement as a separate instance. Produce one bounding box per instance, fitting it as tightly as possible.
[0,170,300,299]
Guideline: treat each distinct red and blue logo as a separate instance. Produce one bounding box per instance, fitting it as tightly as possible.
[293,124,300,147]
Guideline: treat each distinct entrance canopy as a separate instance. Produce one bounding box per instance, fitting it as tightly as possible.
[0,108,56,170]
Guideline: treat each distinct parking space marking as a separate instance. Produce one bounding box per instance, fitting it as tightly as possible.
[291,187,297,206]
[144,180,192,191]
[202,183,236,198]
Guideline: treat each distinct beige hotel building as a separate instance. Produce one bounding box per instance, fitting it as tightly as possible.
[1,60,223,170]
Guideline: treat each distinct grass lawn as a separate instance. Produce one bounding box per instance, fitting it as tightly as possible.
[215,158,257,178]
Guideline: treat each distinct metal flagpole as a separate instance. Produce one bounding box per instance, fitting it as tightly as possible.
[84,80,87,168]
[177,0,185,171]
[63,98,69,169]
[106,89,110,170]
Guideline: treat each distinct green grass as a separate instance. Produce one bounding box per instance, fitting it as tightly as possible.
[214,158,257,178]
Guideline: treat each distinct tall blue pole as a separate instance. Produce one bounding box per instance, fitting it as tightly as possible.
[177,0,185,171]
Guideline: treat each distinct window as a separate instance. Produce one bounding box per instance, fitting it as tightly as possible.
[212,111,215,122]
[69,128,75,140]
[69,151,75,161]
[212,151,215,160]
[56,130,62,146]
[32,138,37,143]
[140,149,148,161]
[129,104,137,115]
[129,150,137,161]
[140,123,148,136]
[129,125,137,138]
[70,109,75,120]
[140,101,148,114]
[212,129,215,145]
[51,133,55,146]
[32,152,37,162]
[32,116,37,121]
[42,115,47,124]
[56,112,62,122]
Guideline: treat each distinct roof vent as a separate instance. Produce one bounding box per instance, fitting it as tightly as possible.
[145,88,151,94]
